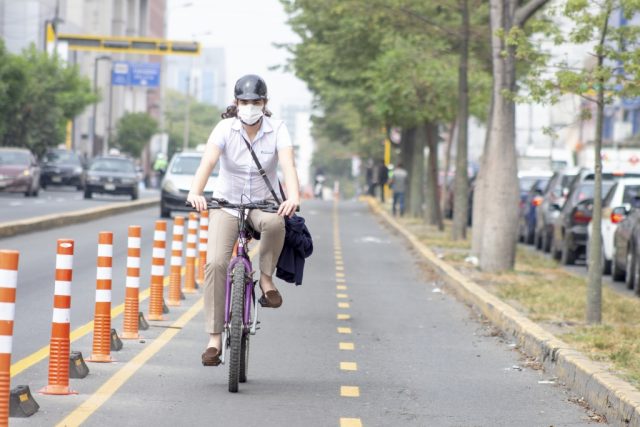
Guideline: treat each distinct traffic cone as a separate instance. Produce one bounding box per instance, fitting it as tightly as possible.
[184,213,198,294]
[148,220,167,321]
[122,226,142,340]
[87,232,115,363]
[167,216,184,306]
[197,210,208,287]
[0,251,19,423]
[40,239,77,395]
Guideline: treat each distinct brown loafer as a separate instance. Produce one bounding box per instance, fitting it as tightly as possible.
[259,290,282,308]
[202,347,221,366]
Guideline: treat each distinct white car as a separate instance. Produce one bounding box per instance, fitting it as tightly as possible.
[160,151,218,218]
[587,178,640,274]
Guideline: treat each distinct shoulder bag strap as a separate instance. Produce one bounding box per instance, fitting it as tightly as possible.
[240,134,284,204]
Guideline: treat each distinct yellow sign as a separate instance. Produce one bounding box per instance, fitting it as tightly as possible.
[46,23,200,56]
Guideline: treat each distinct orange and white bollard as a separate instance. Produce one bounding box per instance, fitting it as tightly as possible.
[148,220,167,321]
[197,210,208,286]
[122,226,141,339]
[184,213,198,294]
[40,239,77,395]
[167,216,185,306]
[0,250,18,422]
[87,232,114,363]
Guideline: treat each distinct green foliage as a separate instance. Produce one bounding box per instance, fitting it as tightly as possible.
[0,42,96,157]
[113,112,158,157]
[163,89,222,157]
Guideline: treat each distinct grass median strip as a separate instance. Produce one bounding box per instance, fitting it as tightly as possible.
[398,216,640,387]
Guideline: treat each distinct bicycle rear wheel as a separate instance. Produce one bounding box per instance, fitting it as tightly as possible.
[228,263,245,393]
[239,333,249,383]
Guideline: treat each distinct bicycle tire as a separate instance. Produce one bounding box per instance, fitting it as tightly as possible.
[239,333,249,383]
[228,263,245,393]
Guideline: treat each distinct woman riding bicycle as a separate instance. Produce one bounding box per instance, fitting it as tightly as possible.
[187,74,300,366]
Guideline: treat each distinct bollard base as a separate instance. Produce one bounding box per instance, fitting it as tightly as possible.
[69,351,89,379]
[184,288,197,294]
[86,353,114,363]
[121,331,141,340]
[162,299,170,314]
[148,313,164,321]
[167,299,181,307]
[138,312,150,330]
[10,385,39,417]
[110,329,123,351]
[180,290,186,300]
[39,384,78,395]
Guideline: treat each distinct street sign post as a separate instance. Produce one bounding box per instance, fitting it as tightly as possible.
[111,62,161,87]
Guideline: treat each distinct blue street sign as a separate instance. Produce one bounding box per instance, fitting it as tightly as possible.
[111,61,161,87]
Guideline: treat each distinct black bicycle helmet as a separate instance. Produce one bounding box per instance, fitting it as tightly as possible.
[234,74,268,100]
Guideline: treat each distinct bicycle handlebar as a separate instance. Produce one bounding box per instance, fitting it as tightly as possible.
[185,197,300,213]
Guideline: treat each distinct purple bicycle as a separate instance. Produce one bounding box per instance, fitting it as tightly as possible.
[193,197,280,392]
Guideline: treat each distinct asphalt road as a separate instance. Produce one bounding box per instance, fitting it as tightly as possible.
[4,200,602,426]
[0,186,159,223]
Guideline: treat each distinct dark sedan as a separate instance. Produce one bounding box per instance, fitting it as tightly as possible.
[0,147,40,197]
[40,149,85,190]
[518,177,551,244]
[84,156,139,200]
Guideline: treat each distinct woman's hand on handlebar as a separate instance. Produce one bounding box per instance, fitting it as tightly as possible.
[187,192,208,212]
[277,198,299,217]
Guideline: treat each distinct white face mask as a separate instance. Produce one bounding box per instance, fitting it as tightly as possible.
[237,104,264,125]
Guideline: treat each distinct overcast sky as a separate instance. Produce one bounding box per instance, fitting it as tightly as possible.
[166,0,312,116]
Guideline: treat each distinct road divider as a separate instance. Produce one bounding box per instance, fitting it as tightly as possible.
[0,250,19,425]
[122,226,142,340]
[40,239,76,396]
[149,220,167,321]
[167,216,185,307]
[0,198,159,239]
[197,210,209,286]
[87,232,115,363]
[184,212,198,294]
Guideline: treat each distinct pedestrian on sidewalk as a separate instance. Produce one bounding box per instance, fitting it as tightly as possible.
[377,159,389,203]
[187,74,301,367]
[389,162,407,216]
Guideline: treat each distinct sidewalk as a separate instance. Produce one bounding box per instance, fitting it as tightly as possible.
[366,197,640,427]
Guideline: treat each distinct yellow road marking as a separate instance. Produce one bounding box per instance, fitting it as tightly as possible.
[336,265,344,271]
[339,342,355,351]
[337,314,351,320]
[337,327,352,334]
[336,285,347,290]
[335,260,343,265]
[340,362,358,371]
[338,302,350,309]
[340,418,362,427]
[336,272,345,278]
[337,293,349,299]
[55,298,204,427]
[340,386,360,397]
[336,278,346,283]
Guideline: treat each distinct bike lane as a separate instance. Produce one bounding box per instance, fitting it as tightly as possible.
[15,199,602,426]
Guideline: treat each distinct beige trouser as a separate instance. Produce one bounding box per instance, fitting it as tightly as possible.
[204,209,285,333]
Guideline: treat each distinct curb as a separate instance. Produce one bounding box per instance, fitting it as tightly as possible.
[0,198,159,239]
[366,198,640,427]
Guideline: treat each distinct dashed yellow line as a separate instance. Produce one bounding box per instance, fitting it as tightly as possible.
[336,285,347,291]
[339,342,355,351]
[336,272,345,278]
[340,386,360,397]
[337,314,351,320]
[337,327,352,334]
[337,293,349,299]
[336,278,346,283]
[340,362,358,371]
[340,418,363,427]
[338,302,350,309]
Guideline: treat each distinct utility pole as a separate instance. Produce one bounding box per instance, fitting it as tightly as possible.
[183,73,191,151]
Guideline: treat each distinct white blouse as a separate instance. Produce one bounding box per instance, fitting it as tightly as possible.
[206,116,292,211]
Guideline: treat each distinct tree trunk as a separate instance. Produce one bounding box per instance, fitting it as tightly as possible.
[586,3,612,324]
[410,125,425,217]
[479,0,519,272]
[471,98,493,257]
[452,0,470,240]
[425,122,444,229]
[441,118,456,217]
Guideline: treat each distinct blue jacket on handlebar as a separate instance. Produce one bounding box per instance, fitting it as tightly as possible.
[276,215,313,286]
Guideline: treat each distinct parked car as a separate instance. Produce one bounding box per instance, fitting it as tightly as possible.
[84,155,139,200]
[534,167,581,252]
[518,177,551,244]
[0,147,40,197]
[40,148,85,190]
[551,169,640,265]
[160,151,218,218]
[587,178,640,275]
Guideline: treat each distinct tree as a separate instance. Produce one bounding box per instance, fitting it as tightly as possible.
[0,44,95,157]
[472,0,551,272]
[113,112,158,158]
[522,0,640,323]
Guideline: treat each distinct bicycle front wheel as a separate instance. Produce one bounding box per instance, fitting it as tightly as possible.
[228,263,245,393]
